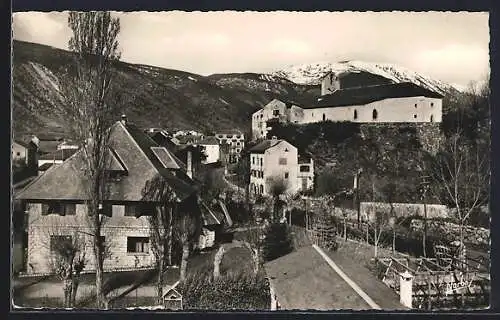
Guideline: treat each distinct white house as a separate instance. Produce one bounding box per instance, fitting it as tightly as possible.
[249,137,313,197]
[251,72,443,141]
[198,136,220,164]
[215,130,245,164]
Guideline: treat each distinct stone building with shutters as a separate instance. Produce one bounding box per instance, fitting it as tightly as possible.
[251,72,443,141]
[15,116,221,275]
[248,137,314,197]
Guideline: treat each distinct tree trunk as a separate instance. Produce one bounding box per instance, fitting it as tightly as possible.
[343,215,347,241]
[423,202,428,258]
[156,257,164,304]
[63,278,72,308]
[70,274,80,307]
[213,246,225,278]
[93,223,106,309]
[392,227,396,254]
[168,207,173,266]
[180,242,190,281]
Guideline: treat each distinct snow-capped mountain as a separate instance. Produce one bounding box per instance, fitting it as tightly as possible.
[273,60,462,95]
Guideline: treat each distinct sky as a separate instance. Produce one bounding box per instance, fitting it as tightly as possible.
[12,11,490,87]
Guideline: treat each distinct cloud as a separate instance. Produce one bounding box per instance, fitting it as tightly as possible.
[13,12,69,49]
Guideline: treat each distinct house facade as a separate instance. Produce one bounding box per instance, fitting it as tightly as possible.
[13,139,39,174]
[249,138,313,196]
[251,73,443,141]
[198,136,220,164]
[15,117,213,275]
[215,130,245,164]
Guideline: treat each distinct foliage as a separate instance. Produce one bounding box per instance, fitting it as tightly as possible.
[262,223,294,262]
[178,270,270,310]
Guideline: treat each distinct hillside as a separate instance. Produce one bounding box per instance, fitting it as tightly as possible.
[12,40,318,139]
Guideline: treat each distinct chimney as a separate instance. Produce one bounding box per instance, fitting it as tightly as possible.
[121,114,127,125]
[186,150,193,179]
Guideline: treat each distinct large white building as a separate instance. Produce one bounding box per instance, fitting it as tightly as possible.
[249,137,314,197]
[251,72,443,140]
[198,136,220,164]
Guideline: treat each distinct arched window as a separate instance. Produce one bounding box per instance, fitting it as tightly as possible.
[322,114,326,121]
[353,109,358,120]
[430,115,434,122]
[372,109,378,120]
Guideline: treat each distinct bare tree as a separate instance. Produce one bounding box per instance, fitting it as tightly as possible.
[47,231,86,308]
[59,11,121,308]
[429,130,489,258]
[265,176,290,223]
[174,200,202,281]
[141,174,177,303]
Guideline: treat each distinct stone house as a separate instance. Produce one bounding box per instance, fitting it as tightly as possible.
[15,116,220,275]
[251,72,443,141]
[249,137,313,196]
[197,136,220,164]
[215,130,245,164]
[12,139,38,171]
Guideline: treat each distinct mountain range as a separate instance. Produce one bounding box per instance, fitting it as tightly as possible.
[12,40,462,140]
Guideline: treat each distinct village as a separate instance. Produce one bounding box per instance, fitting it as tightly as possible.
[11,11,490,311]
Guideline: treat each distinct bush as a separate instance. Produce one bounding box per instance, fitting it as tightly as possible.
[262,223,294,262]
[178,270,270,310]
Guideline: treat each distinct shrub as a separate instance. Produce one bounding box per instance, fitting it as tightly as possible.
[262,223,294,262]
[178,270,270,310]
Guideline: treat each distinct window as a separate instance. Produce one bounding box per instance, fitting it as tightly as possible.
[16,152,20,156]
[431,102,434,107]
[284,172,289,179]
[322,114,326,121]
[284,148,289,152]
[414,114,417,119]
[236,149,241,153]
[414,103,417,108]
[260,158,263,166]
[260,114,263,119]
[42,202,76,216]
[50,235,72,253]
[430,115,434,122]
[353,110,358,120]
[99,203,113,217]
[273,110,280,116]
[300,165,310,172]
[259,185,264,194]
[252,157,255,165]
[237,142,241,146]
[372,109,378,120]
[279,158,287,165]
[127,237,150,253]
[227,135,233,138]
[125,204,138,217]
[217,135,223,139]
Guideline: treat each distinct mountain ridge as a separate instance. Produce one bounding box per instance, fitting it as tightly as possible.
[13,40,465,141]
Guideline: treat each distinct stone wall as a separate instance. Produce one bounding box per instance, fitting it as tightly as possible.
[360,202,449,221]
[410,219,490,247]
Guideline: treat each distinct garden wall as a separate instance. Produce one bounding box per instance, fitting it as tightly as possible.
[360,202,449,220]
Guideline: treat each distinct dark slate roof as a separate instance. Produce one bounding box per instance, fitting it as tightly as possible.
[200,201,223,226]
[16,121,198,202]
[38,141,61,154]
[38,148,78,161]
[248,139,285,153]
[198,136,219,146]
[305,82,443,109]
[38,162,54,171]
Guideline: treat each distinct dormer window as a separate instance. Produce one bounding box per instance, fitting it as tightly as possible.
[151,147,180,169]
